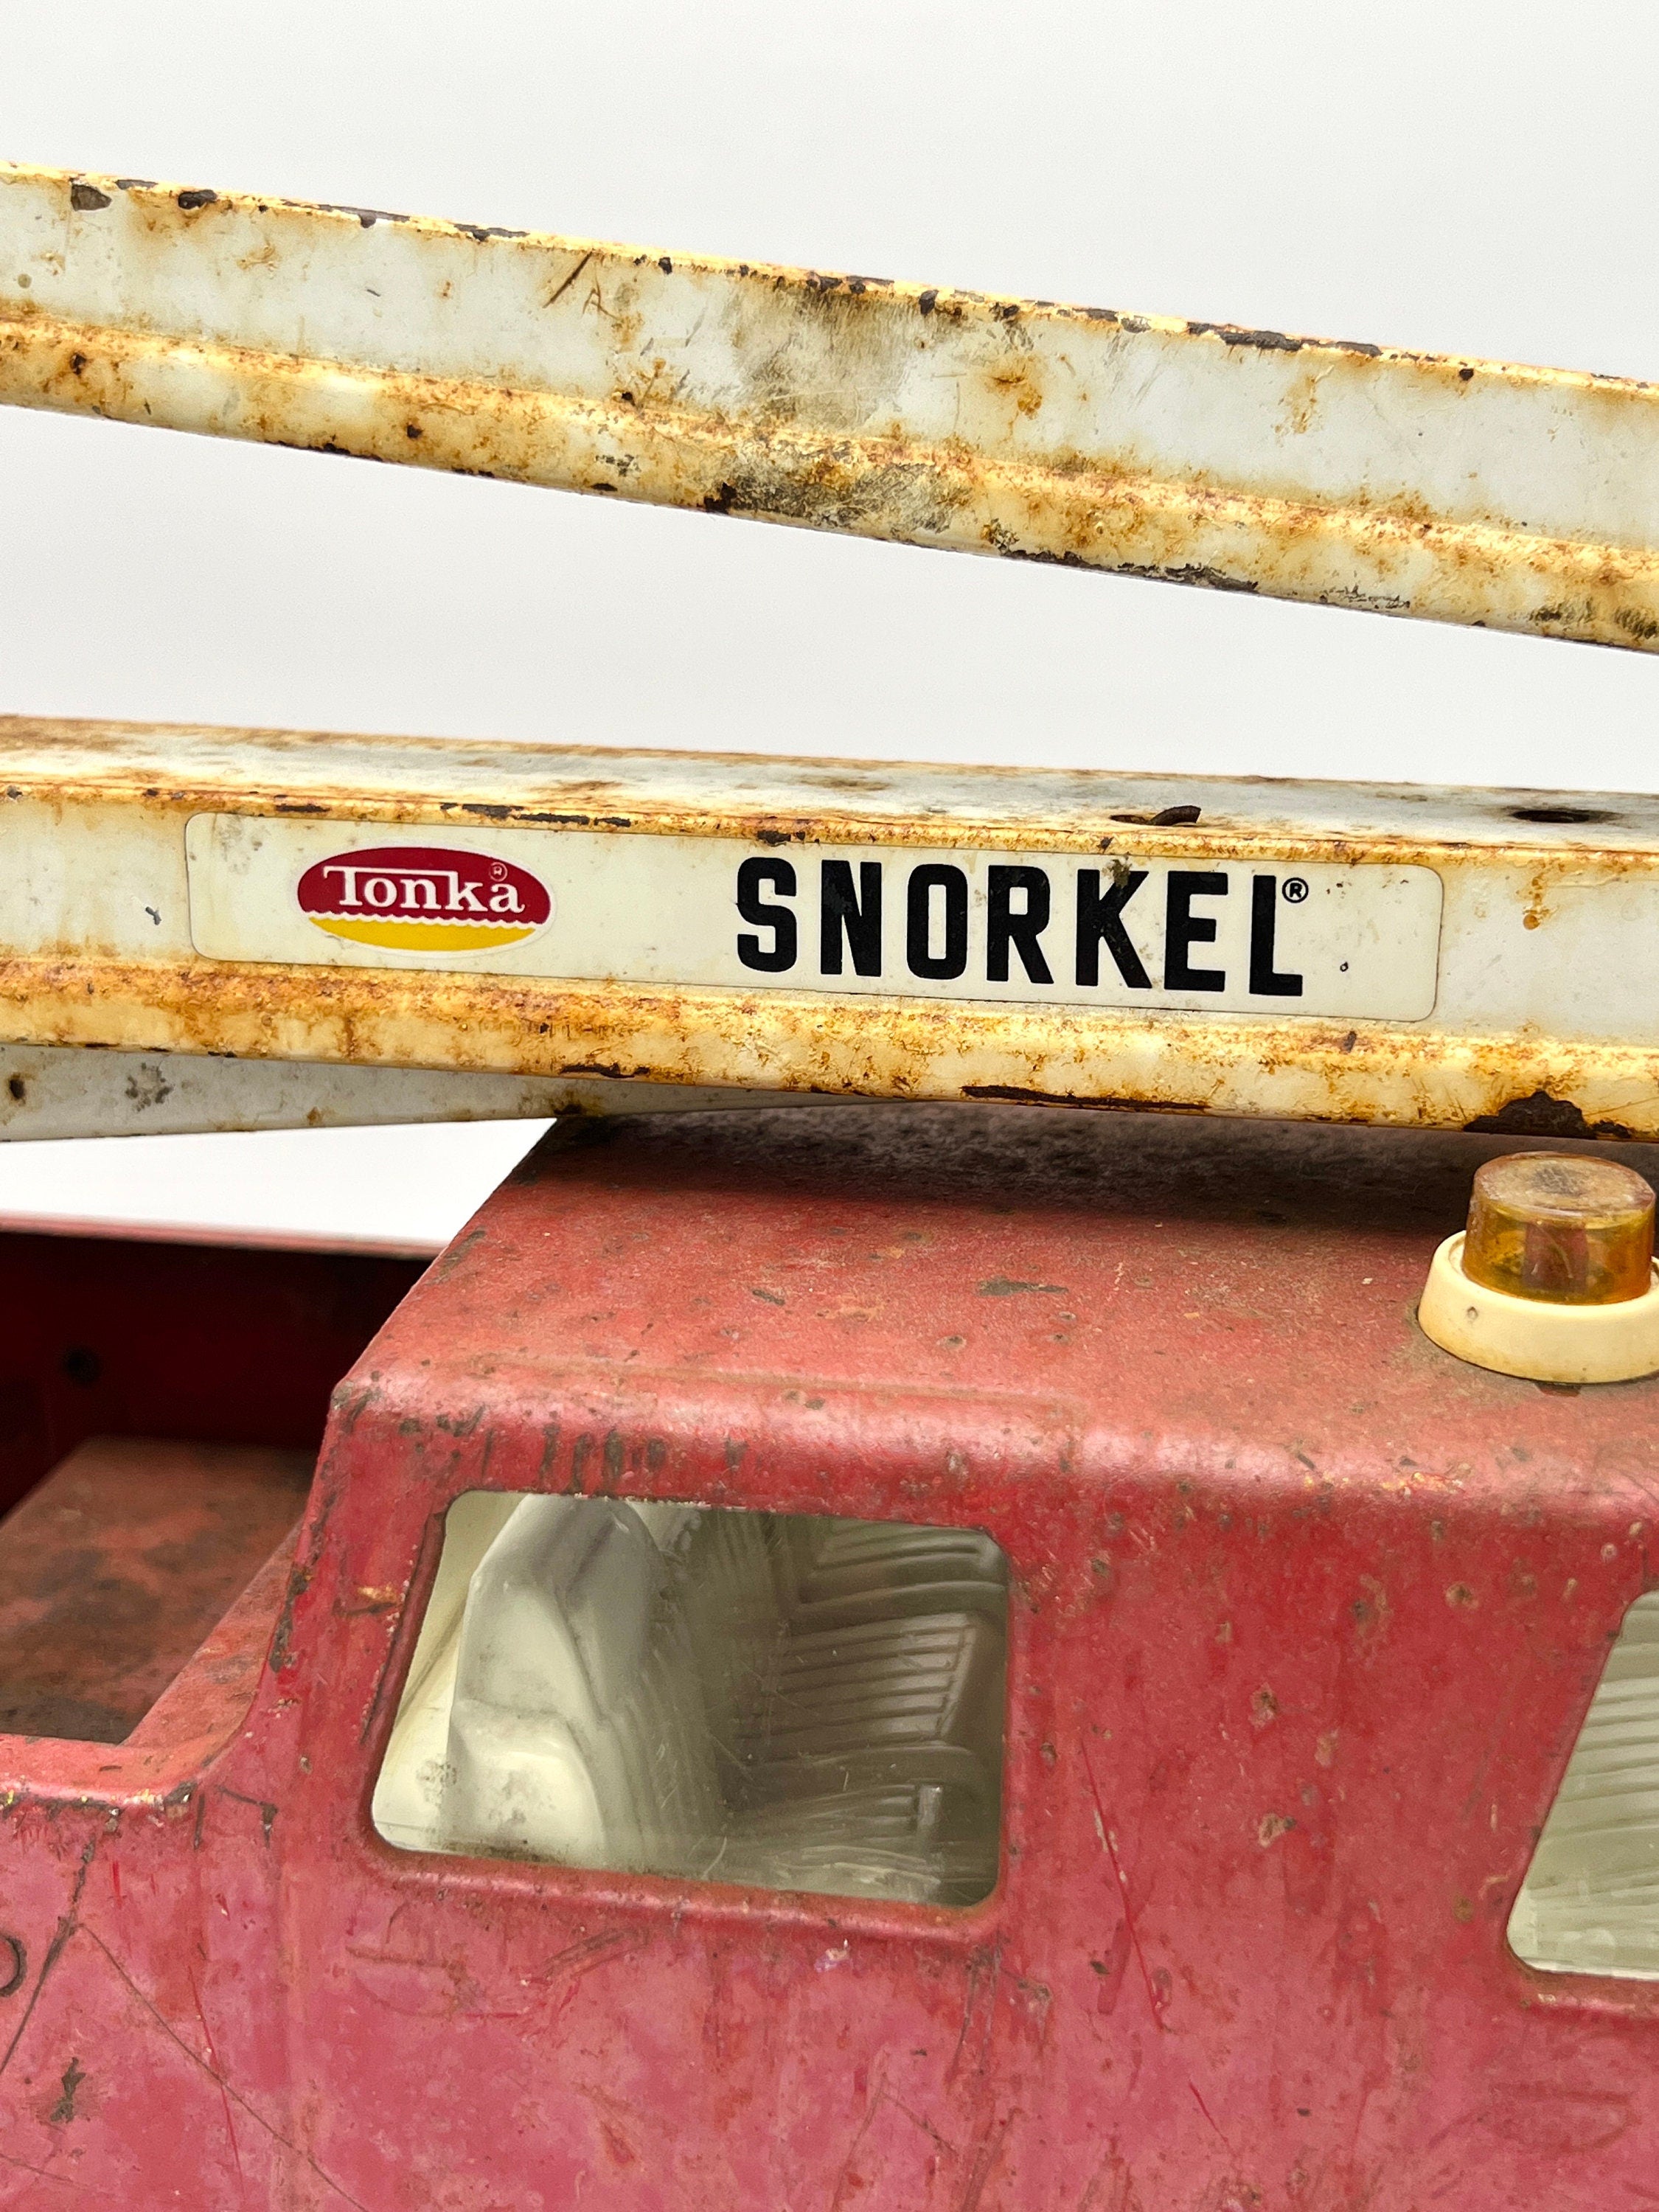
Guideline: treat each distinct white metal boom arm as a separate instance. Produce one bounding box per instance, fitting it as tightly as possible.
[0,167,1655,1144]
[4,164,1659,650]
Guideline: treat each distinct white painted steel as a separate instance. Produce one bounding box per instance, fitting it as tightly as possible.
[3,166,1659,647]
[0,717,1655,1137]
[4,164,1659,1135]
[0,1043,792,1143]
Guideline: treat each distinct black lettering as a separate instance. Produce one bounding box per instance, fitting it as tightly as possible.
[1164,871,1228,992]
[986,866,1054,984]
[905,863,968,980]
[1075,867,1151,989]
[736,857,798,973]
[1248,874,1303,997]
[820,859,883,976]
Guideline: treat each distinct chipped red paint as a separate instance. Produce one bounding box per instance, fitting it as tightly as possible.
[1,1105,1656,2207]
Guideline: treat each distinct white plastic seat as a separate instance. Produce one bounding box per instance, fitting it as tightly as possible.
[672,1510,1006,1901]
[442,1495,723,1874]
[375,1492,1007,1906]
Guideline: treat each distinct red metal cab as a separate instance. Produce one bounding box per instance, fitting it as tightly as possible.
[1,1105,1655,2209]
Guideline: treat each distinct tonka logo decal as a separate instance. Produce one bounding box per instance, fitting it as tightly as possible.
[296,845,553,953]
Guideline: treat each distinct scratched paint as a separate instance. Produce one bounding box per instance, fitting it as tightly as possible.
[5,1105,1656,2205]
[3,165,1659,647]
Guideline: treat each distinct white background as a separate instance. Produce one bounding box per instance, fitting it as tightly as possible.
[2,1,1657,1244]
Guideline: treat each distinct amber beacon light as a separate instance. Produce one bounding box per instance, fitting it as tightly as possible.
[1419,1152,1659,1382]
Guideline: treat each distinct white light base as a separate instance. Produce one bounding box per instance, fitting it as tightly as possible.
[1418,1234,1659,1385]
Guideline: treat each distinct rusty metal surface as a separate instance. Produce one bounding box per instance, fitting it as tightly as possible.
[0,1042,788,1141]
[0,1434,311,1742]
[4,164,1659,647]
[1,714,1659,1137]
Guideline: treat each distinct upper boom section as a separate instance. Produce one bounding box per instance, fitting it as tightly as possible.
[3,164,1658,650]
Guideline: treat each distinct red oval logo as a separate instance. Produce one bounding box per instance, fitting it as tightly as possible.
[296,846,552,954]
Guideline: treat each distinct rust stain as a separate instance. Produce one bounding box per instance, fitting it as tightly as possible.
[2,164,1659,650]
[4,305,1651,650]
[4,712,1657,869]
[0,714,1657,1140]
[0,946,1656,1139]
[1463,1091,1638,1141]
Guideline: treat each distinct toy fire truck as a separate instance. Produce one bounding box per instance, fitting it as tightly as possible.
[0,165,1657,2210]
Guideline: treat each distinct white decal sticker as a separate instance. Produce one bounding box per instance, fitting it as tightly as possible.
[187,817,1442,1021]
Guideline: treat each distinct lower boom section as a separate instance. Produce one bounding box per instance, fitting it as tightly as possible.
[1,716,1656,1139]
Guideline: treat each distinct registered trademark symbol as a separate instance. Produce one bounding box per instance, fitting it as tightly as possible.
[1282,877,1309,903]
